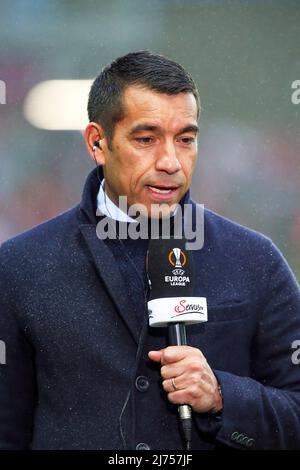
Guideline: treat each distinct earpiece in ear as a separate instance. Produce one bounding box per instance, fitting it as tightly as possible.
[93,140,102,151]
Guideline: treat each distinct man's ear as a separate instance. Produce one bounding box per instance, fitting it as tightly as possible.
[84,122,106,166]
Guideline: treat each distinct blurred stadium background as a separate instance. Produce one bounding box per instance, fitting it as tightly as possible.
[0,0,299,280]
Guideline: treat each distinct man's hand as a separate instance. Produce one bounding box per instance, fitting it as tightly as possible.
[148,346,223,414]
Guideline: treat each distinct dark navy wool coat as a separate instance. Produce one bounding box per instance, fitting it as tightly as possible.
[1,168,300,450]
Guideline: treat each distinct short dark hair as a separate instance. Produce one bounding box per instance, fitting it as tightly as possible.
[87,51,200,149]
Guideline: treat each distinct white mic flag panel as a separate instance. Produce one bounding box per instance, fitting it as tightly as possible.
[148,296,208,327]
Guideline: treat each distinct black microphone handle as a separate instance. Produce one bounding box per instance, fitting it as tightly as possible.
[168,323,187,346]
[168,323,192,449]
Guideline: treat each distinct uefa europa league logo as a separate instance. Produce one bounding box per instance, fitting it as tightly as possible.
[173,248,182,268]
[168,247,187,276]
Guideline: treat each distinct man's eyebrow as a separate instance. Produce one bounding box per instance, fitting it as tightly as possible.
[128,124,160,135]
[177,125,199,135]
[128,123,199,135]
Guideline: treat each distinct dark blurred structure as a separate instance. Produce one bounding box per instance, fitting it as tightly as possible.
[0,0,299,279]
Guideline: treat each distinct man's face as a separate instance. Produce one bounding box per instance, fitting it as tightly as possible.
[102,85,199,217]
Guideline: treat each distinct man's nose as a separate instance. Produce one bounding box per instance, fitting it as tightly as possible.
[155,142,182,174]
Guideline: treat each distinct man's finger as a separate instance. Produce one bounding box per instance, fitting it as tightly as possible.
[161,346,203,365]
[160,362,187,379]
[148,350,162,362]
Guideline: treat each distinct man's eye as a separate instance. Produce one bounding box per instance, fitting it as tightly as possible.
[180,137,195,144]
[135,137,153,144]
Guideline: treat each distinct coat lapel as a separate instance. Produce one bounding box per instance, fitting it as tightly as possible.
[79,224,146,345]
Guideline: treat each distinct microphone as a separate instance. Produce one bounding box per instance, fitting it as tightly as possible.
[147,236,208,450]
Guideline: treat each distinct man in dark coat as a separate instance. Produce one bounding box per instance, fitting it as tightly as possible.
[1,51,300,450]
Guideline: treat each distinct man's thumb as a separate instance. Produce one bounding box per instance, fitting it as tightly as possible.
[148,350,163,362]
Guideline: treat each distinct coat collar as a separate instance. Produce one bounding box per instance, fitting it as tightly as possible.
[79,166,103,225]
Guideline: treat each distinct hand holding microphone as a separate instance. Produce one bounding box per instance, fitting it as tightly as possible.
[148,346,223,414]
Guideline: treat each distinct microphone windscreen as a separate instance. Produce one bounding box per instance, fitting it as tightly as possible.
[147,237,207,327]
[147,237,195,300]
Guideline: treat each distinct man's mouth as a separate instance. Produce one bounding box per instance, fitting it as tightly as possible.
[145,184,180,201]
[147,185,177,194]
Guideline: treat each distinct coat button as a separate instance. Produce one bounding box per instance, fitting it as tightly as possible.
[236,433,245,443]
[135,376,150,392]
[246,438,255,447]
[231,431,239,441]
[241,436,249,446]
[136,442,150,450]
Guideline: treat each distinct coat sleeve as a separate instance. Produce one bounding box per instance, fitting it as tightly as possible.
[210,240,300,449]
[0,242,37,449]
